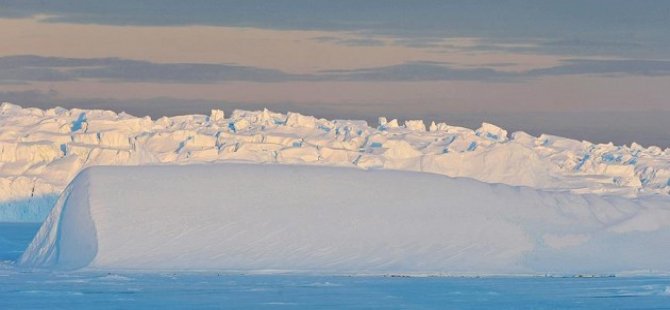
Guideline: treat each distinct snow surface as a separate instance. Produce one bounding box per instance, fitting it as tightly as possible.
[1,102,670,222]
[19,164,670,274]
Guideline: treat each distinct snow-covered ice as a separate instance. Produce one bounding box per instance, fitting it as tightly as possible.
[18,163,670,275]
[3,102,670,274]
[1,102,670,222]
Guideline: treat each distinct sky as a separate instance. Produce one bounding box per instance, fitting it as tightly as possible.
[0,0,669,146]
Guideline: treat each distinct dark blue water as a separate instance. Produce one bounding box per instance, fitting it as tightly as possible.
[0,222,39,261]
[1,223,669,309]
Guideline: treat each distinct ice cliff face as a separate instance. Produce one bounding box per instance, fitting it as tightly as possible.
[1,102,669,221]
[19,164,670,274]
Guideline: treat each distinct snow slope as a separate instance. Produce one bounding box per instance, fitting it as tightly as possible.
[1,102,670,222]
[19,164,670,274]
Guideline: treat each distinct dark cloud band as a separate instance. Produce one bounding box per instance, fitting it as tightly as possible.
[1,0,668,58]
[2,55,670,84]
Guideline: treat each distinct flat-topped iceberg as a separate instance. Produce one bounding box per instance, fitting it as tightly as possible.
[19,164,670,274]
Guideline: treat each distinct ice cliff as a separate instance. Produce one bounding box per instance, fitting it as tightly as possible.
[19,164,670,274]
[1,102,669,221]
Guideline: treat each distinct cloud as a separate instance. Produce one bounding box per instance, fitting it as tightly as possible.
[73,60,304,83]
[0,55,307,84]
[2,0,669,58]
[0,56,480,83]
[527,59,670,77]
[312,36,386,47]
[320,62,514,81]
[329,59,670,81]
[3,55,670,85]
[0,55,103,83]
[0,56,520,83]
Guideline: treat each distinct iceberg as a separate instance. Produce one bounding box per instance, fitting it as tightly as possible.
[1,102,670,222]
[19,164,670,274]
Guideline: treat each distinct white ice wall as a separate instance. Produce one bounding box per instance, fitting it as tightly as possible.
[19,164,670,275]
[2,102,670,222]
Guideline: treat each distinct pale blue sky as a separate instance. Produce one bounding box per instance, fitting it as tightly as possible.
[0,0,669,146]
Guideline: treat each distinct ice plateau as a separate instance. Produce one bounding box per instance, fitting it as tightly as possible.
[19,164,670,274]
[0,102,669,222]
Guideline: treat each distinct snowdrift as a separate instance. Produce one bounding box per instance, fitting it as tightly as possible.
[19,164,670,275]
